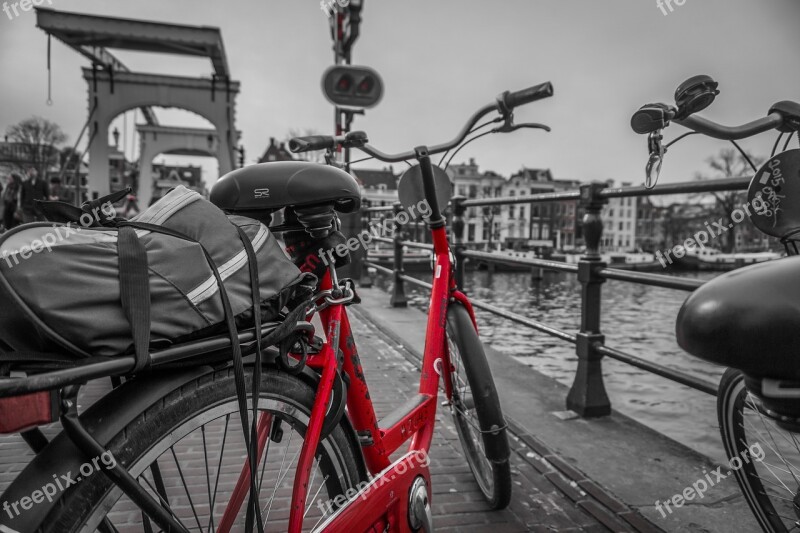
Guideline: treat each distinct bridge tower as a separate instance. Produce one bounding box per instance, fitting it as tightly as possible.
[36,8,239,206]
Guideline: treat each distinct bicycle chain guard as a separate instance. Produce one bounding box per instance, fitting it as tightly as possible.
[746,149,800,238]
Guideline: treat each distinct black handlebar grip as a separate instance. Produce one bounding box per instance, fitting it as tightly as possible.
[631,103,675,134]
[288,136,335,153]
[501,82,554,111]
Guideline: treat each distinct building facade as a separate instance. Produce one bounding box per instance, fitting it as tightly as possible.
[447,159,505,249]
[601,181,637,252]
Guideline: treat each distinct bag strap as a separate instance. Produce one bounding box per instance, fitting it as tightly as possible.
[237,225,265,532]
[35,188,129,226]
[120,220,265,531]
[117,226,151,374]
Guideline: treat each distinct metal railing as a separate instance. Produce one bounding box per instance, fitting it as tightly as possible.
[359,178,748,417]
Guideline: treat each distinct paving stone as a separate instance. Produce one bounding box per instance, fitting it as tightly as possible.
[0,310,665,531]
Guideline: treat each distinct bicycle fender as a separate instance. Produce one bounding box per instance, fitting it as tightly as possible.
[446,303,510,464]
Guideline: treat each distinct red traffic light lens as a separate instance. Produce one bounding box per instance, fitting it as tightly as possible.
[356,76,374,94]
[335,74,354,93]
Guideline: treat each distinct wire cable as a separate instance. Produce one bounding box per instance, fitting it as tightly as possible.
[783,131,797,152]
[443,130,496,171]
[665,131,700,149]
[771,132,785,157]
[348,155,375,166]
[729,140,757,172]
[438,117,502,167]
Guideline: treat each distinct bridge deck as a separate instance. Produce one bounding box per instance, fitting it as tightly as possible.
[0,288,754,531]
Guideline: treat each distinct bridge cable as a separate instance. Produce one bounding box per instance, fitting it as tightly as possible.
[46,33,52,106]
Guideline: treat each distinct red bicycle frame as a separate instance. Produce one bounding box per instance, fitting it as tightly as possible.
[219,214,480,532]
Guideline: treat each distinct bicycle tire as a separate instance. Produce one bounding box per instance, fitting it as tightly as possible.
[39,367,366,532]
[717,367,797,533]
[446,302,512,510]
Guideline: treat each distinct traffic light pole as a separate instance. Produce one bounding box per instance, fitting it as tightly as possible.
[331,1,363,172]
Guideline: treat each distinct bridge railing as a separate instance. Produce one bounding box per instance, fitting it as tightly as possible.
[359,177,751,417]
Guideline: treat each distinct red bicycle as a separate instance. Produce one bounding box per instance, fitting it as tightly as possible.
[0,82,552,532]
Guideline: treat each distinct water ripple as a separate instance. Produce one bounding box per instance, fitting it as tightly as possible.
[375,269,728,462]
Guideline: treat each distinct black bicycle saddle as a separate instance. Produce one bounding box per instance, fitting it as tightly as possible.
[676,255,800,379]
[210,161,361,214]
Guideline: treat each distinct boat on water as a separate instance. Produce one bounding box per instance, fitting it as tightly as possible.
[366,247,433,272]
[476,250,664,272]
[672,247,781,271]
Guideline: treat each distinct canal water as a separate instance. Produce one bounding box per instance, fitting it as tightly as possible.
[376,269,728,463]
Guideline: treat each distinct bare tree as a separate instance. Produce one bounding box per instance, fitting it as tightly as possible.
[694,148,764,253]
[5,116,67,175]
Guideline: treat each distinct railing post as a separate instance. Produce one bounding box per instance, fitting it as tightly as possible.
[452,196,466,290]
[567,182,611,418]
[358,199,373,288]
[390,202,408,308]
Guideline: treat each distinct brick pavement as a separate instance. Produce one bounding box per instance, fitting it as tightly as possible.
[0,310,662,532]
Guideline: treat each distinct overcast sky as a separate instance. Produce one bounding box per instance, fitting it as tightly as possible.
[1,0,798,190]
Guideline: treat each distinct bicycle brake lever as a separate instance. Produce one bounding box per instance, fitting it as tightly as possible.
[645,130,666,189]
[504,122,552,133]
[494,122,552,134]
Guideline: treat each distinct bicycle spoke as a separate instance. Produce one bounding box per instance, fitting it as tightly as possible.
[263,429,299,522]
[200,425,215,533]
[742,402,800,482]
[743,416,800,491]
[303,458,326,518]
[138,472,184,524]
[746,396,800,454]
[257,416,275,496]
[170,446,204,531]
[208,414,230,533]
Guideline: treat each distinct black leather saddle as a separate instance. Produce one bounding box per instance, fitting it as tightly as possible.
[210,161,361,215]
[677,255,800,379]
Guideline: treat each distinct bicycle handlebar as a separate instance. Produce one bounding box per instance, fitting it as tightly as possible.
[359,82,553,163]
[288,135,336,153]
[289,82,553,163]
[632,99,798,141]
[499,82,554,112]
[675,112,785,141]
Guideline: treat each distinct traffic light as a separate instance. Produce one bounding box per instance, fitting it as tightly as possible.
[237,145,245,167]
[322,65,383,109]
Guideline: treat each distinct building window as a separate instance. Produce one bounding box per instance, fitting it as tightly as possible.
[510,206,516,218]
[619,222,623,231]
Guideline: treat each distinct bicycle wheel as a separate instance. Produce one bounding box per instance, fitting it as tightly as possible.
[42,367,366,532]
[446,303,512,509]
[717,368,800,532]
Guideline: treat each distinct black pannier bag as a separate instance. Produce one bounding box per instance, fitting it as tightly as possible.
[0,185,312,359]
